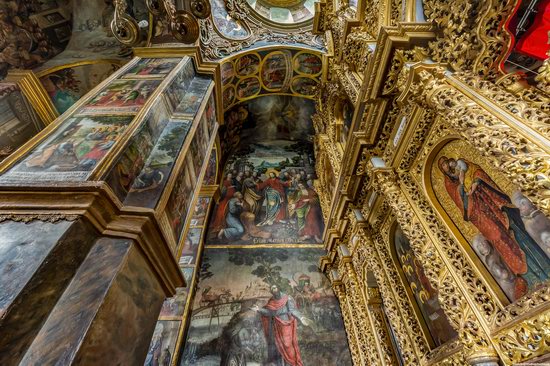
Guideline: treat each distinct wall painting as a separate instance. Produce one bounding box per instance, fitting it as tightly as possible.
[207,140,322,245]
[261,51,292,91]
[122,58,180,79]
[145,320,181,366]
[0,84,43,163]
[180,247,352,365]
[211,0,250,40]
[393,225,458,347]
[431,139,550,302]
[0,115,131,182]
[80,79,161,114]
[235,53,260,77]
[293,52,322,76]
[290,77,317,97]
[40,62,120,114]
[236,77,261,100]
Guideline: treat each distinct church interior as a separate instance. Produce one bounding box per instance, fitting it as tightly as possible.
[0,0,549,365]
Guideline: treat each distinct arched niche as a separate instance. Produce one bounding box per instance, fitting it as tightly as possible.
[424,138,550,305]
[388,220,458,349]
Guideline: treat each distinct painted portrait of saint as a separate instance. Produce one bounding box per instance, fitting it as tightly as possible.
[432,140,550,302]
[394,225,457,346]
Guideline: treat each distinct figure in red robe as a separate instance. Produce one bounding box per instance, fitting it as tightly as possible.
[289,183,323,242]
[251,285,310,366]
[211,174,237,234]
[438,157,550,297]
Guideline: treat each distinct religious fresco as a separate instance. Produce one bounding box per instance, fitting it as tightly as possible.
[236,53,261,77]
[431,139,550,302]
[165,58,196,112]
[244,0,315,25]
[122,58,180,79]
[207,140,322,245]
[202,148,218,186]
[211,0,250,40]
[291,76,317,96]
[261,51,292,91]
[393,225,458,347]
[174,77,212,117]
[222,95,316,154]
[180,247,352,365]
[0,83,43,163]
[124,121,192,208]
[236,77,261,99]
[40,62,120,114]
[80,79,161,115]
[145,320,181,366]
[220,49,323,111]
[221,61,235,84]
[0,115,132,182]
[293,52,322,76]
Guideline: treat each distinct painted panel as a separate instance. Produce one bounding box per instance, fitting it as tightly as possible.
[431,139,550,302]
[79,79,161,115]
[261,51,292,91]
[180,227,203,266]
[0,115,131,182]
[106,99,170,202]
[293,52,322,76]
[394,225,458,346]
[122,58,180,79]
[145,320,181,366]
[174,77,212,117]
[221,61,235,85]
[124,121,192,208]
[180,247,352,365]
[207,140,322,245]
[40,62,120,114]
[165,58,196,112]
[211,0,250,39]
[290,77,317,97]
[0,84,42,162]
[235,53,261,77]
[202,148,217,186]
[236,77,261,100]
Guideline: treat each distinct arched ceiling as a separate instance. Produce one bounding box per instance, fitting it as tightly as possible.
[218,46,324,112]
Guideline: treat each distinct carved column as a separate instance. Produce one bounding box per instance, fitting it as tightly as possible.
[339,245,389,365]
[355,230,428,364]
[332,278,365,366]
[369,166,499,365]
[398,64,550,216]
[364,287,400,365]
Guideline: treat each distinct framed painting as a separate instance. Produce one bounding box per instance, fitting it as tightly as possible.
[124,120,191,208]
[164,58,196,112]
[236,77,261,100]
[430,139,550,302]
[211,0,250,40]
[79,79,161,115]
[180,247,352,365]
[0,115,132,183]
[290,77,317,97]
[165,159,197,243]
[180,227,203,266]
[235,53,260,77]
[174,77,211,117]
[202,148,217,186]
[260,51,292,91]
[121,58,180,79]
[159,287,189,318]
[190,197,211,226]
[293,52,323,76]
[145,320,181,366]
[392,224,458,347]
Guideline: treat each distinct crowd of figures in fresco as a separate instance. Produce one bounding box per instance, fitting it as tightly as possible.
[207,141,323,244]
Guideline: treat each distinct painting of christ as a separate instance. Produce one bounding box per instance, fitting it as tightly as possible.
[207,140,323,245]
[431,140,550,302]
[179,248,351,366]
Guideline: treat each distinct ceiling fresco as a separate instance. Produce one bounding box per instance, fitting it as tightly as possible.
[220,48,323,111]
[245,0,315,25]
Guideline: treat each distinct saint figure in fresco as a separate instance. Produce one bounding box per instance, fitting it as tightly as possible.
[289,183,323,242]
[218,192,245,240]
[257,170,291,226]
[211,173,237,233]
[438,156,550,296]
[251,285,311,366]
